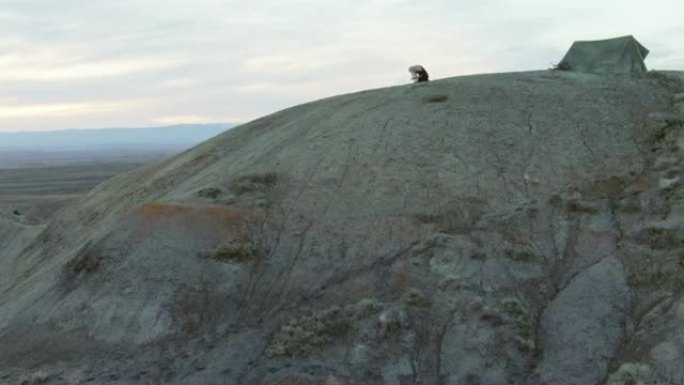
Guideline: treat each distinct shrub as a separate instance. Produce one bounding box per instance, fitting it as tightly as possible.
[199,242,258,263]
[66,242,100,275]
[197,187,223,199]
[565,199,601,214]
[267,298,382,357]
[19,369,48,385]
[634,226,683,250]
[500,298,537,354]
[501,298,526,317]
[627,263,678,288]
[423,94,449,103]
[504,246,537,262]
[400,288,431,307]
[231,172,278,195]
[606,363,654,385]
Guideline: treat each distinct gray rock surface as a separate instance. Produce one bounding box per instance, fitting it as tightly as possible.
[1,70,684,384]
[535,256,630,385]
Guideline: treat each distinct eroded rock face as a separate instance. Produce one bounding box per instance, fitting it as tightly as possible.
[535,256,630,385]
[1,71,684,384]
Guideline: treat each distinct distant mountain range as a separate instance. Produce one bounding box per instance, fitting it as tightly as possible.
[0,123,236,151]
[0,123,236,167]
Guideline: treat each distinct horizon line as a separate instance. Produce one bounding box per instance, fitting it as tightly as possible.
[0,122,239,135]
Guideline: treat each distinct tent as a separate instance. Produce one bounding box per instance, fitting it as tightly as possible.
[557,35,649,74]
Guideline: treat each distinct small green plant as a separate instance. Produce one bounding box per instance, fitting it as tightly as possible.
[199,242,258,263]
[66,242,100,275]
[415,213,442,224]
[231,172,278,194]
[664,119,684,129]
[267,298,382,357]
[606,363,654,385]
[635,226,683,250]
[423,94,449,103]
[500,298,537,355]
[513,336,536,354]
[401,288,431,307]
[651,119,684,142]
[504,246,537,262]
[19,369,48,385]
[565,199,601,214]
[501,298,526,317]
[197,187,223,199]
[628,263,677,288]
[480,311,505,326]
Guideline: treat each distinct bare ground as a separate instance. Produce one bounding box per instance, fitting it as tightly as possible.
[0,162,151,223]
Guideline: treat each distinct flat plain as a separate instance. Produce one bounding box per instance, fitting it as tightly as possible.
[0,161,147,223]
[0,123,233,222]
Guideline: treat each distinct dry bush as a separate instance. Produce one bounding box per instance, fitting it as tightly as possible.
[231,172,278,195]
[423,94,449,103]
[66,242,100,275]
[633,226,684,250]
[199,241,260,263]
[196,187,223,199]
[267,298,382,357]
[18,369,48,385]
[400,288,430,307]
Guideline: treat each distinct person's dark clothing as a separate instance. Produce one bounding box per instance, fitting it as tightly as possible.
[415,68,429,82]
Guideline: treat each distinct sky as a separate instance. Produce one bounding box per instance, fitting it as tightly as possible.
[0,0,682,132]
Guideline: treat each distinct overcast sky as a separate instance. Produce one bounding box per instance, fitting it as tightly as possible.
[0,0,682,132]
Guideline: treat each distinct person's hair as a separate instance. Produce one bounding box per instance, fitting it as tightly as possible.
[408,65,424,74]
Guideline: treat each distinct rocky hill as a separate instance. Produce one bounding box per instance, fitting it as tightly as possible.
[1,70,683,385]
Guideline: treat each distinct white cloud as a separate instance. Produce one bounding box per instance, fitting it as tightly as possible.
[0,49,185,82]
[0,0,682,132]
[236,81,325,96]
[242,55,329,74]
[158,78,201,88]
[0,101,133,119]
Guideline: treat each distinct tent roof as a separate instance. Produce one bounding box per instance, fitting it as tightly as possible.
[558,35,649,74]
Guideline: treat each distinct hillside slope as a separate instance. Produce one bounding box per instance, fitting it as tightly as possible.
[1,70,684,385]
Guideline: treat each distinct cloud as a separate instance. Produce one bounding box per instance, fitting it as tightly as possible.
[158,78,201,88]
[0,45,185,82]
[0,100,134,119]
[235,81,325,96]
[0,0,683,132]
[242,55,329,74]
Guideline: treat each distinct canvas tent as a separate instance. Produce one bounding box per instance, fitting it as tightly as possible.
[558,35,649,74]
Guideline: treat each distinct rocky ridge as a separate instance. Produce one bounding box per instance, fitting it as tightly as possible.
[0,70,683,385]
